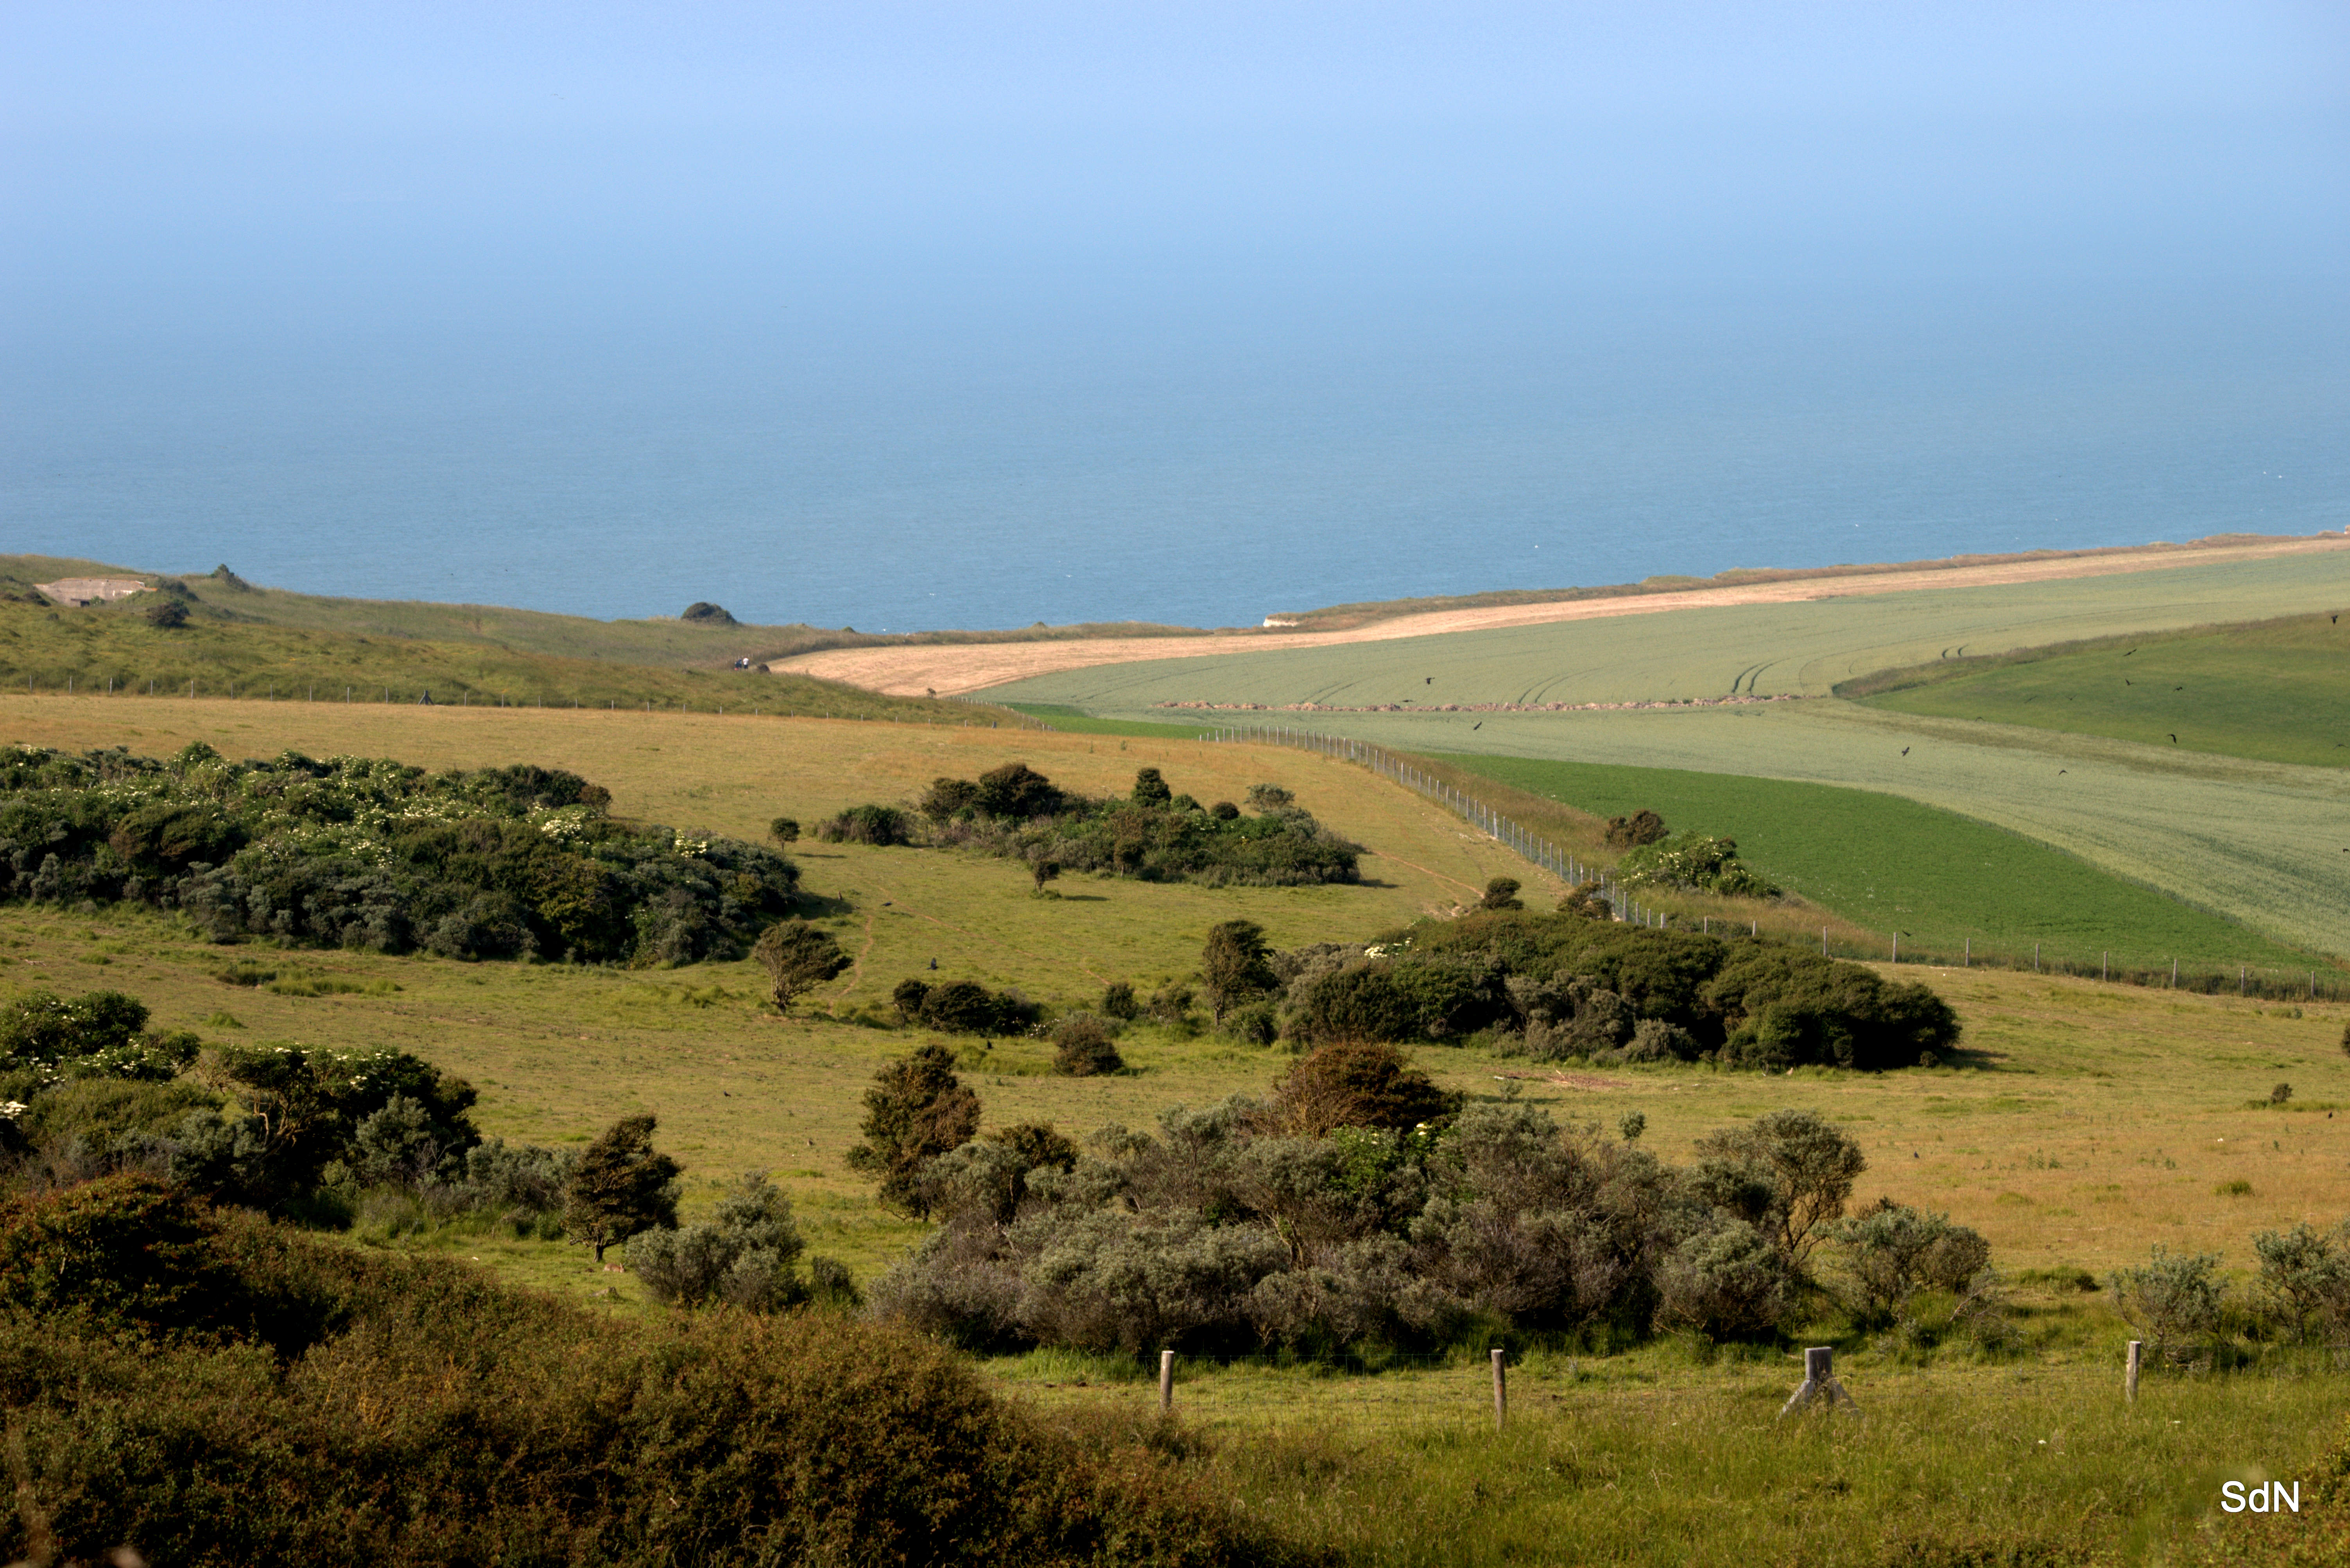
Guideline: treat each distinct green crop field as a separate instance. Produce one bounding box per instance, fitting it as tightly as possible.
[1431,752,2316,971]
[1861,613,2350,770]
[994,548,2350,713]
[13,697,2350,1561]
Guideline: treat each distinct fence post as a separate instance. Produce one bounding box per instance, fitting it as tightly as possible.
[1491,1348,1507,1431]
[2126,1340,2142,1403]
[1780,1346,1859,1417]
[1158,1349,1174,1412]
[1964,938,1970,967]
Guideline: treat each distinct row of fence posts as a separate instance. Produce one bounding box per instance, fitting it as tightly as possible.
[1205,723,2342,1002]
[1150,1340,2158,1425]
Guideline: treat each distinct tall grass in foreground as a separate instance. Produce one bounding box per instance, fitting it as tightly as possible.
[1168,1365,2346,1565]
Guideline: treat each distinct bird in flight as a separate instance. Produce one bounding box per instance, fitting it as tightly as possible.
[2174,686,2183,691]
[2124,648,2137,657]
[2125,678,2132,686]
[2169,734,2178,743]
[1900,746,1909,756]
[1471,721,1482,730]
[2058,769,2067,774]
[1424,677,1432,684]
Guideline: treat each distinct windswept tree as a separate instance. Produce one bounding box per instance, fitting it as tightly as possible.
[1690,1109,1866,1268]
[563,1113,682,1262]
[1479,877,1523,911]
[1200,919,1274,1026]
[753,920,850,1013]
[846,1044,981,1217]
[768,816,801,845]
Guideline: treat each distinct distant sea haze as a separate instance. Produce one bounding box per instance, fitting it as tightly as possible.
[4,277,2343,632]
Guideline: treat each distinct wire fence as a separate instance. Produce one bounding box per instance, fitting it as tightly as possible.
[1197,722,2349,1004]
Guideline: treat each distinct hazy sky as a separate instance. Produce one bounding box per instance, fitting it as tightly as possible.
[3,5,2346,628]
[7,2,2345,336]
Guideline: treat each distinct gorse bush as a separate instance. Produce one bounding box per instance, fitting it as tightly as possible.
[0,1182,1318,1567]
[889,977,1039,1036]
[0,743,800,965]
[1305,910,1961,1070]
[814,803,914,845]
[921,764,1361,888]
[873,1073,1882,1355]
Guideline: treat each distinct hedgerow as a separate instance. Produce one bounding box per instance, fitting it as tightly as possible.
[0,743,800,964]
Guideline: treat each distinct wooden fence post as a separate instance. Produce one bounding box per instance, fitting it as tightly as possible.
[1158,1349,1174,1413]
[1780,1346,1859,1417]
[1491,1348,1507,1431]
[2126,1340,2142,1402]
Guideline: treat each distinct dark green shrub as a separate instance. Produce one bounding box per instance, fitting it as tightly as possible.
[1201,919,1274,1024]
[1479,877,1523,911]
[1209,801,1239,821]
[1223,1000,1280,1047]
[974,762,1064,818]
[1131,768,1173,807]
[144,598,189,628]
[1284,955,1511,1045]
[1604,809,1666,848]
[769,816,801,845]
[1270,1042,1461,1136]
[1704,948,1960,1070]
[920,776,982,818]
[1051,1015,1124,1077]
[893,977,931,1022]
[1557,885,1611,920]
[1618,831,1776,897]
[1245,784,1294,811]
[0,1173,240,1335]
[918,979,1015,1035]
[1691,1109,1867,1266]
[0,746,794,965]
[1829,1199,1993,1329]
[815,803,913,845]
[1100,981,1139,1020]
[1029,857,1062,892]
[561,1114,681,1262]
[846,1044,981,1218]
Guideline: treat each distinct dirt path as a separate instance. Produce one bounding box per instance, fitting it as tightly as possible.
[772,535,2350,697]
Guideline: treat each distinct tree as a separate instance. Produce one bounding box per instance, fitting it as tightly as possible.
[1479,877,1523,911]
[846,1044,981,1217]
[973,762,1061,818]
[144,600,189,628]
[563,1113,682,1262]
[1201,919,1274,1025]
[891,978,930,1023]
[1131,768,1173,807]
[1030,857,1062,893]
[753,920,850,1013]
[768,816,801,845]
[919,776,981,819]
[1100,981,1139,1020]
[1245,783,1294,812]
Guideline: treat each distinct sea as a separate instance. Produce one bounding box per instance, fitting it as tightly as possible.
[4,274,2345,633]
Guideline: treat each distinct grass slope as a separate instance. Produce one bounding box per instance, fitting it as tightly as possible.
[1857,612,2350,770]
[0,592,997,723]
[1434,752,2315,970]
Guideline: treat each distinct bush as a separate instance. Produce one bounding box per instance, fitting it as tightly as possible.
[1617,831,1776,898]
[0,1189,1318,1567]
[1202,919,1275,1024]
[1131,768,1173,807]
[2272,1081,2294,1104]
[846,1044,981,1217]
[1209,800,1240,821]
[1654,1219,1793,1340]
[1283,954,1511,1045]
[627,1171,824,1312]
[916,979,1034,1036]
[1101,981,1140,1020]
[814,803,914,845]
[1829,1199,1992,1329]
[1704,948,1960,1070]
[1604,809,1666,848]
[893,977,932,1022]
[0,746,792,965]
[1691,1109,1867,1268]
[2253,1221,2350,1342]
[1479,877,1524,911]
[144,598,190,628]
[1556,885,1611,921]
[1052,1015,1125,1077]
[2109,1246,2227,1360]
[1269,1042,1461,1137]
[769,815,801,845]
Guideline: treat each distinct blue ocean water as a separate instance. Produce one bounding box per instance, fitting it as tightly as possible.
[3,276,2344,632]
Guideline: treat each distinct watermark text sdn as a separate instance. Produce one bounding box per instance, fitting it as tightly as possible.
[2221,1481,2300,1514]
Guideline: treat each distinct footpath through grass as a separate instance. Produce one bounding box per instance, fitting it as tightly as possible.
[1855,612,2350,770]
[1429,751,2318,974]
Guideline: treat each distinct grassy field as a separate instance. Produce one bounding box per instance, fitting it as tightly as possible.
[1860,613,2350,770]
[1091,702,2350,963]
[0,590,1000,722]
[993,548,2350,712]
[11,697,2350,1560]
[1431,751,2318,971]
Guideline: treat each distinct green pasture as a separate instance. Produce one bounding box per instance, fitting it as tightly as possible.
[1002,702,1219,739]
[1862,613,2350,770]
[992,548,2350,712]
[1434,752,2316,970]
